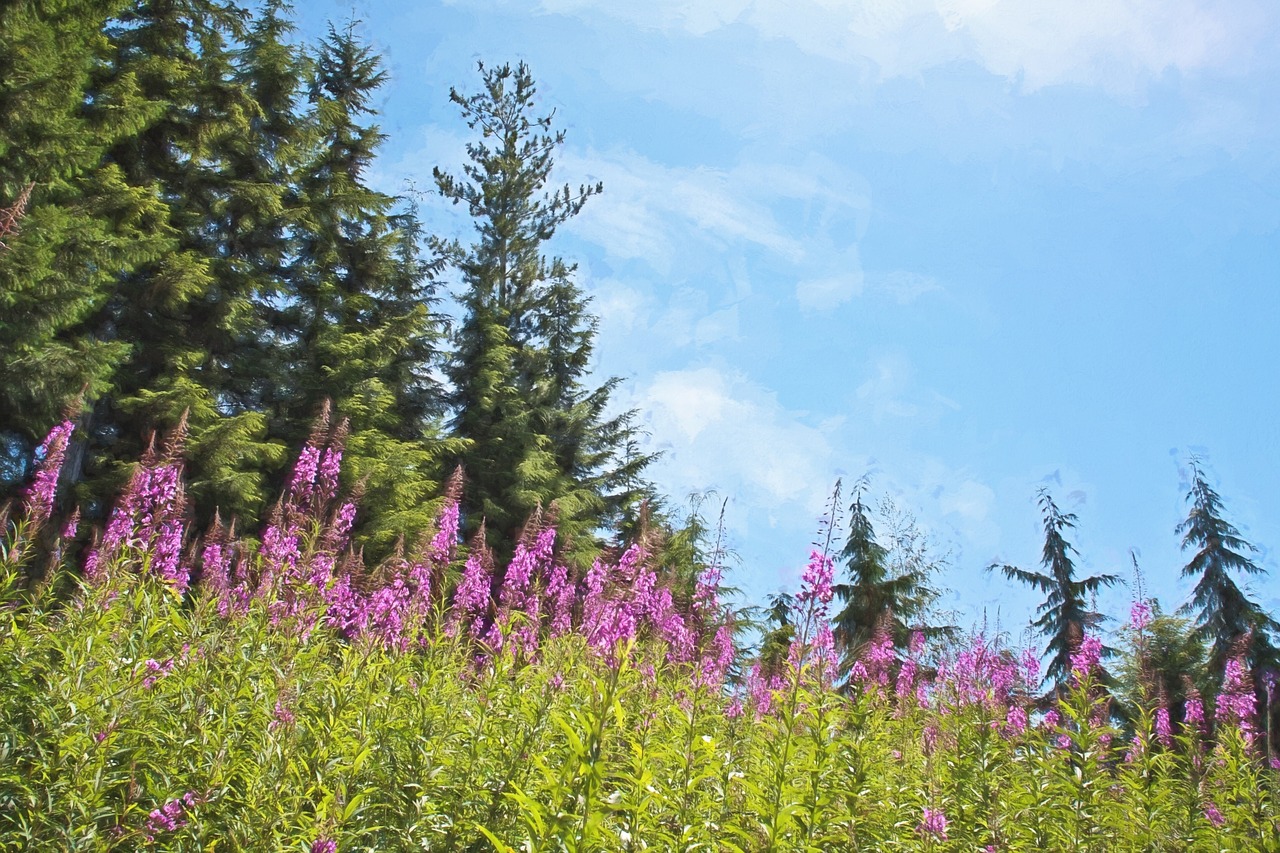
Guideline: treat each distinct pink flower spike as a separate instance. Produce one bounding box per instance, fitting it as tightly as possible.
[1070,634,1102,683]
[22,420,75,528]
[1155,707,1173,748]
[1129,599,1152,632]
[916,807,948,841]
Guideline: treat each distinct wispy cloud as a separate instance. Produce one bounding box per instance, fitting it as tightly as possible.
[542,0,1278,95]
[558,147,871,274]
[630,365,839,508]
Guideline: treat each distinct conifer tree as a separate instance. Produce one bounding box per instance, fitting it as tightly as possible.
[435,61,652,565]
[831,479,942,672]
[994,489,1119,692]
[1177,460,1280,689]
[0,0,167,485]
[78,0,292,523]
[284,21,458,555]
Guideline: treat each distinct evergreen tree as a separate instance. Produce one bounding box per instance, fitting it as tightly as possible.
[78,0,293,523]
[1177,459,1280,689]
[0,0,168,491]
[831,479,944,672]
[435,61,652,566]
[283,21,458,555]
[994,489,1118,692]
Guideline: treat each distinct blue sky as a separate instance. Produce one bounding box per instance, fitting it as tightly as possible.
[291,0,1280,635]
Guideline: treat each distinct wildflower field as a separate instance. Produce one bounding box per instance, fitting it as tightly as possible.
[2,421,1278,852]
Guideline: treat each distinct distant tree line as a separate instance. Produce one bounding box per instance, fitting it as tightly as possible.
[0,0,657,566]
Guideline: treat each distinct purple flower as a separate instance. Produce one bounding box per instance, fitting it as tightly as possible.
[917,807,948,840]
[694,558,724,615]
[1070,634,1102,682]
[1004,705,1028,738]
[270,699,295,730]
[21,420,74,528]
[1155,707,1173,748]
[896,658,918,699]
[797,549,834,608]
[141,657,175,690]
[1129,599,1153,632]
[1204,803,1225,828]
[288,443,321,509]
[1020,647,1041,687]
[199,540,231,598]
[450,543,493,635]
[146,792,197,835]
[365,574,413,651]
[1215,658,1257,740]
[311,838,337,853]
[430,499,461,565]
[698,623,735,688]
[922,724,939,756]
[91,448,188,588]
[318,447,343,503]
[746,662,785,717]
[323,502,357,552]
[1185,697,1205,730]
[545,564,576,638]
[59,507,80,541]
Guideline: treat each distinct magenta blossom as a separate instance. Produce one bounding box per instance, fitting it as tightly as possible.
[22,419,74,528]
[1070,634,1103,682]
[797,549,834,609]
[1155,707,1173,748]
[917,807,948,841]
[1215,657,1257,742]
[1129,599,1153,632]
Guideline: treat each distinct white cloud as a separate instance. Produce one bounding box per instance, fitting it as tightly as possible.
[796,271,864,311]
[632,366,838,507]
[938,478,996,522]
[543,0,1276,95]
[560,148,845,272]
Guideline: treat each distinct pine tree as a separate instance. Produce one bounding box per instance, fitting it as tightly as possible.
[435,61,652,566]
[0,0,168,490]
[1177,459,1280,689]
[283,21,458,555]
[994,489,1118,692]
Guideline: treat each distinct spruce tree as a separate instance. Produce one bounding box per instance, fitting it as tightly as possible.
[78,0,292,523]
[284,21,458,555]
[995,489,1119,692]
[0,0,167,489]
[1177,460,1280,688]
[831,480,942,672]
[435,61,652,565]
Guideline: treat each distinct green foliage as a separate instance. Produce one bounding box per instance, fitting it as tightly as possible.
[0,0,161,447]
[1177,459,1280,688]
[832,479,951,673]
[435,60,654,568]
[280,22,460,557]
[2,534,1278,851]
[994,489,1119,693]
[1113,604,1207,723]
